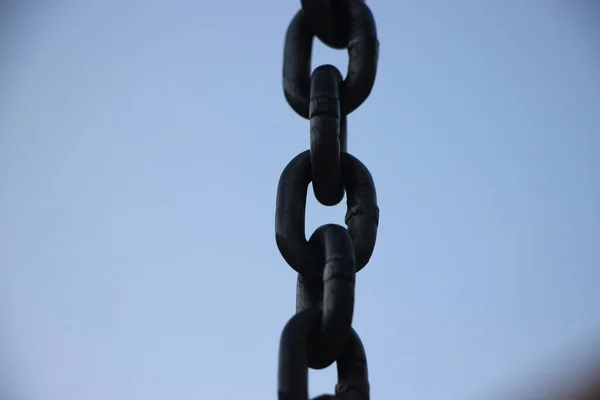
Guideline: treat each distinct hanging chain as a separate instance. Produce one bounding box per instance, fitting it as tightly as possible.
[275,0,380,399]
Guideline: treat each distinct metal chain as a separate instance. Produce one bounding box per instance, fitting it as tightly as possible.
[276,0,379,399]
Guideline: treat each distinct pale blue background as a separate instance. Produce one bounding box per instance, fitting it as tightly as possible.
[1,1,599,399]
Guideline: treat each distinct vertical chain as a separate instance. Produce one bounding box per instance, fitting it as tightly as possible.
[276,1,380,399]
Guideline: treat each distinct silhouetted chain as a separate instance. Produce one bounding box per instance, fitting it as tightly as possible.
[276,1,379,399]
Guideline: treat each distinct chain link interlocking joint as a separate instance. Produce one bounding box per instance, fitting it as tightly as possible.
[276,1,380,399]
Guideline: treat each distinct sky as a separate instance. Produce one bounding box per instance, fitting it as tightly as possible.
[1,1,600,399]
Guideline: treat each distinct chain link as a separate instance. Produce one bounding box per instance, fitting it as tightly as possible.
[276,1,380,399]
[282,0,379,119]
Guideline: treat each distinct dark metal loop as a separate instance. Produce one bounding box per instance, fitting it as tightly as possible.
[295,224,356,370]
[278,310,370,400]
[275,150,379,280]
[310,65,344,206]
[282,2,379,119]
[300,0,366,50]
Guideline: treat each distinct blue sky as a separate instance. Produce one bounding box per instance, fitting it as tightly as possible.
[1,1,599,399]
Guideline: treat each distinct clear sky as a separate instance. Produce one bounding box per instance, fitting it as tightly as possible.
[1,1,599,399]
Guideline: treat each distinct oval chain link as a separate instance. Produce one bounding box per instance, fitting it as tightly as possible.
[282,0,379,119]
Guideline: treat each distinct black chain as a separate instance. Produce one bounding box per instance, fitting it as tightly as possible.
[276,0,379,399]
